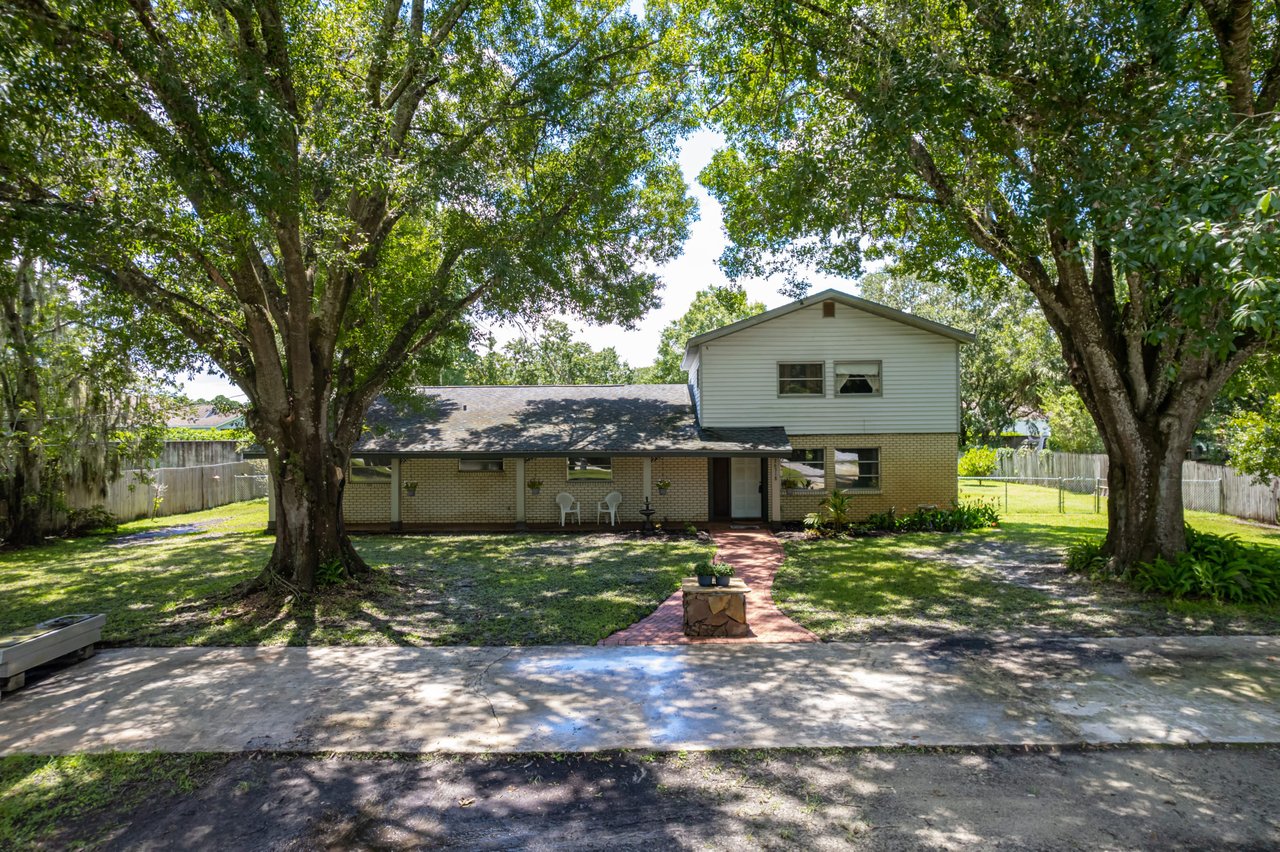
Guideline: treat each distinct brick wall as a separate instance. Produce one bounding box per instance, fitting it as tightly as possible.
[400,458,518,524]
[343,454,710,527]
[779,433,958,521]
[525,456,708,525]
[344,482,392,524]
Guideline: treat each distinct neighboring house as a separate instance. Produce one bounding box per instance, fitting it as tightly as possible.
[265,289,973,530]
[166,404,246,431]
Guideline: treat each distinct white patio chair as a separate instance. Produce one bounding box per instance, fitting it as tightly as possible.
[597,490,623,526]
[555,492,581,526]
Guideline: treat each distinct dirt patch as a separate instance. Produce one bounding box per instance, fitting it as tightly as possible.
[54,746,1280,850]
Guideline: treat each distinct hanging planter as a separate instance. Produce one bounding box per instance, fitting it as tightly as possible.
[655,479,671,496]
[403,481,418,497]
[527,479,543,496]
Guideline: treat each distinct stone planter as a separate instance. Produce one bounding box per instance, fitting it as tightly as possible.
[0,613,105,698]
[682,578,749,638]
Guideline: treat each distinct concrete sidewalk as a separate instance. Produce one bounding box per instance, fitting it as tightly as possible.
[2,636,1278,755]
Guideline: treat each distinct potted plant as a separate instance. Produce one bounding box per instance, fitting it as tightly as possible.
[712,561,735,587]
[527,479,543,495]
[655,479,671,496]
[693,559,716,587]
[403,481,418,497]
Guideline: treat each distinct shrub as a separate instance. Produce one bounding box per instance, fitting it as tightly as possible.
[65,505,119,537]
[711,561,735,577]
[1064,538,1108,576]
[892,499,1001,533]
[957,446,998,477]
[691,558,718,576]
[1131,527,1280,605]
[1069,527,1280,606]
[803,491,855,535]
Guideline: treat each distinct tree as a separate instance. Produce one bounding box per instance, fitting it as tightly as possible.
[697,0,1280,570]
[1043,387,1105,454]
[857,272,1062,445]
[466,319,636,384]
[1,1,694,591]
[0,256,167,544]
[643,284,764,383]
[1219,351,1280,480]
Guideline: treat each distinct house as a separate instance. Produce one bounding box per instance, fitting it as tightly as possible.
[266,289,973,531]
[166,404,246,431]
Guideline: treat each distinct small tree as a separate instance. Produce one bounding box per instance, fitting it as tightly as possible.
[957,447,998,478]
[643,285,765,383]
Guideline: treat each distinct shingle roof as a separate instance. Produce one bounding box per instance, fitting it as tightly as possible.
[353,384,791,457]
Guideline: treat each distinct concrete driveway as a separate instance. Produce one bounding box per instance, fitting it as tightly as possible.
[2,636,1278,755]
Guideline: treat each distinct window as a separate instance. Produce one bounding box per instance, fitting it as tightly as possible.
[459,459,503,473]
[836,360,882,395]
[781,449,825,491]
[835,448,880,491]
[567,457,612,480]
[778,362,824,396]
[349,458,392,483]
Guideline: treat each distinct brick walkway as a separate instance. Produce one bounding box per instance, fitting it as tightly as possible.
[599,525,818,646]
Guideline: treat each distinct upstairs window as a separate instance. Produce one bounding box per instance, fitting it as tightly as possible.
[836,360,882,395]
[459,459,503,473]
[567,457,612,480]
[778,362,824,396]
[782,449,825,491]
[835,448,881,491]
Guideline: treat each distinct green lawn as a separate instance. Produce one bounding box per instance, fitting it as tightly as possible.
[774,481,1280,641]
[0,753,226,850]
[0,500,711,647]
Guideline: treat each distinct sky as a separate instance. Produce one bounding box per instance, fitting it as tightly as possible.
[173,129,853,401]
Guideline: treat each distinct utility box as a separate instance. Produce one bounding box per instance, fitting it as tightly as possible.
[0,614,105,698]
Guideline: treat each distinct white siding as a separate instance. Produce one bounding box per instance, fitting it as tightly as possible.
[697,301,960,434]
[686,350,702,420]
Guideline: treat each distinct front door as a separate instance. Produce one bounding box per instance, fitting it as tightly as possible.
[730,456,762,519]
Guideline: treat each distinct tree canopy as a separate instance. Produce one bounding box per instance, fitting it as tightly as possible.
[466,319,636,385]
[643,284,764,383]
[0,0,697,589]
[696,0,1280,568]
[857,272,1061,445]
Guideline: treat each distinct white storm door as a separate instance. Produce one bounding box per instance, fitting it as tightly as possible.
[730,457,762,518]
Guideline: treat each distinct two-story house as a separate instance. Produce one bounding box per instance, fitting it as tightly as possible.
[267,288,972,531]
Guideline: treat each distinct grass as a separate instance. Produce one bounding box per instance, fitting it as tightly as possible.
[774,481,1280,640]
[0,752,226,850]
[0,500,711,647]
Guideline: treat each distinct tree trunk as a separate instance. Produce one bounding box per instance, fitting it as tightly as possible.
[1097,422,1189,570]
[252,411,368,595]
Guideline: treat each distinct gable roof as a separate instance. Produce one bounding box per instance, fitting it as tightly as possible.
[166,404,245,430]
[353,384,791,457]
[681,288,976,369]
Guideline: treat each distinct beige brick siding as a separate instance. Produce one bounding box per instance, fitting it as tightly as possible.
[343,455,709,526]
[525,456,708,525]
[401,458,518,524]
[344,481,392,524]
[779,433,958,522]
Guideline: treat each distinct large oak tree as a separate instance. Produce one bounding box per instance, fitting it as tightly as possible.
[0,0,694,591]
[695,0,1280,569]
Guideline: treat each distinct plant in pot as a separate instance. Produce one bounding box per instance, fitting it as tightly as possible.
[403,481,419,497]
[712,561,735,587]
[655,479,671,496]
[693,559,717,587]
[527,479,543,495]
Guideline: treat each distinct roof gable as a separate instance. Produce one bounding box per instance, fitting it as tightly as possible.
[681,288,975,369]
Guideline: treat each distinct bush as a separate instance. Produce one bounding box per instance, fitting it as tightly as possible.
[810,498,999,538]
[803,491,855,535]
[65,505,118,537]
[958,446,998,477]
[1068,527,1280,606]
[1132,527,1280,605]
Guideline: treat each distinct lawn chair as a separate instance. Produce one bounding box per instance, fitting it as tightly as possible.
[555,492,581,526]
[597,490,623,526]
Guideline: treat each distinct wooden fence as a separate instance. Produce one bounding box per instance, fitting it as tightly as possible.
[991,451,1280,524]
[66,460,268,522]
[151,440,243,468]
